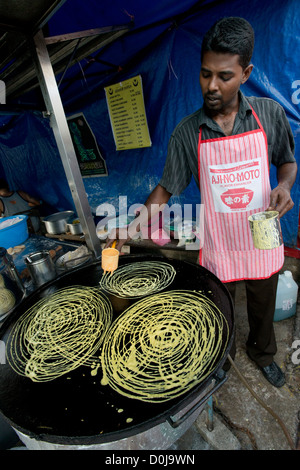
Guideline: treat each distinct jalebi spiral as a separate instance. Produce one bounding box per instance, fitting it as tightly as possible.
[6,286,112,382]
[101,290,229,403]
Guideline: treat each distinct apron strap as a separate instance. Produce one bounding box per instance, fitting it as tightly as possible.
[198,103,269,170]
[197,127,203,266]
[249,104,263,129]
[248,104,269,171]
[197,127,202,189]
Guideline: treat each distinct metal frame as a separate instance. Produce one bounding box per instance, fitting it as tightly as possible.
[0,2,133,258]
[2,24,132,100]
[32,29,101,258]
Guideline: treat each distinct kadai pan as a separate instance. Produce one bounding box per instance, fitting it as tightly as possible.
[0,254,234,449]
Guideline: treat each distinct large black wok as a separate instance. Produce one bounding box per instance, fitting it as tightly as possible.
[0,254,234,448]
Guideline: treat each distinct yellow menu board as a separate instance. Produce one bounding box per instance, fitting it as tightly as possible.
[105,75,152,151]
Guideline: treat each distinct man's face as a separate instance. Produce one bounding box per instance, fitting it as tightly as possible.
[200,51,252,114]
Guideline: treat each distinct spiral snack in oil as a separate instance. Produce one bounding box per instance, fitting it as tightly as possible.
[6,286,112,382]
[0,287,15,315]
[99,261,176,299]
[101,290,229,403]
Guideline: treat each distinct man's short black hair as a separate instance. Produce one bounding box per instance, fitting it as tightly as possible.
[201,17,254,69]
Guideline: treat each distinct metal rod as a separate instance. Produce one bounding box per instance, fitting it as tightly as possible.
[31,29,101,259]
[58,38,81,88]
[44,24,132,45]
[206,395,214,432]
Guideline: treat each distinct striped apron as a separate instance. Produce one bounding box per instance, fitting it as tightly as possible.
[197,106,284,282]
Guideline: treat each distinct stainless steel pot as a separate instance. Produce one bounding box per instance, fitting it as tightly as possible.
[12,376,225,450]
[25,251,56,286]
[42,211,74,234]
[67,219,82,235]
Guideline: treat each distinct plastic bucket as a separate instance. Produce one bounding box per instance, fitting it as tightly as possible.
[0,215,28,249]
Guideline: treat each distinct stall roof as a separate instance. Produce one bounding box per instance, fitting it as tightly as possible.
[0,0,63,34]
[0,0,132,105]
[0,1,63,101]
[0,0,210,111]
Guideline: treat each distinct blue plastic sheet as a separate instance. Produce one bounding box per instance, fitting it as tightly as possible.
[0,112,75,213]
[0,0,299,246]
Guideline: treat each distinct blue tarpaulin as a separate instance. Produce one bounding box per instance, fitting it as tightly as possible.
[0,0,299,247]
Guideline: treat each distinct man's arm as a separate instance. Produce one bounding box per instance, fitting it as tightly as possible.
[18,190,40,207]
[106,184,172,251]
[267,162,297,217]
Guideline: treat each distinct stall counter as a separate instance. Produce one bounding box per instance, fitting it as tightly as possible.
[10,234,81,276]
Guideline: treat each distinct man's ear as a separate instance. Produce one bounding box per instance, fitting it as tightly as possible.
[241,64,253,84]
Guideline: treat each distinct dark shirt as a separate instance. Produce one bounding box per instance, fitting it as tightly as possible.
[160,91,296,195]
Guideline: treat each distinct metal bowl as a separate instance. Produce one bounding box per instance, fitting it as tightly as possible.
[42,211,74,234]
[56,251,91,272]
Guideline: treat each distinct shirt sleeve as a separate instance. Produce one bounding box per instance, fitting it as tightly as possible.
[268,102,295,167]
[159,133,192,195]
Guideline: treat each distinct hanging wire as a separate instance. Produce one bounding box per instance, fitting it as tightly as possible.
[58,38,82,88]
[76,59,90,92]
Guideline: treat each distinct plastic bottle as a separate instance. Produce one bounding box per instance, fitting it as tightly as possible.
[274,271,298,322]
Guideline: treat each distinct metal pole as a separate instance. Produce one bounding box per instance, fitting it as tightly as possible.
[31,29,101,258]
[206,395,214,431]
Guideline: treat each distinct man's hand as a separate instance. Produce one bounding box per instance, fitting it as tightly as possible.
[105,184,172,251]
[105,227,130,252]
[267,184,294,218]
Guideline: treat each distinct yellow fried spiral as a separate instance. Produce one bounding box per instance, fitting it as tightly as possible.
[99,261,176,298]
[101,290,229,403]
[0,287,15,315]
[6,286,112,382]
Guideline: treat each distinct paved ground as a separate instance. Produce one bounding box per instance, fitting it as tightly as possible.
[172,255,300,451]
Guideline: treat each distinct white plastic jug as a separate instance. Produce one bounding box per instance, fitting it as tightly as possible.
[274,270,298,322]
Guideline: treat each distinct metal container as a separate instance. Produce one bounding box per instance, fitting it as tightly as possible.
[42,211,74,235]
[12,378,223,450]
[67,219,82,235]
[248,210,283,249]
[25,251,56,286]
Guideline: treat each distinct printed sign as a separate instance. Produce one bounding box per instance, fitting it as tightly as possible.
[209,159,263,212]
[68,113,108,177]
[105,75,152,151]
